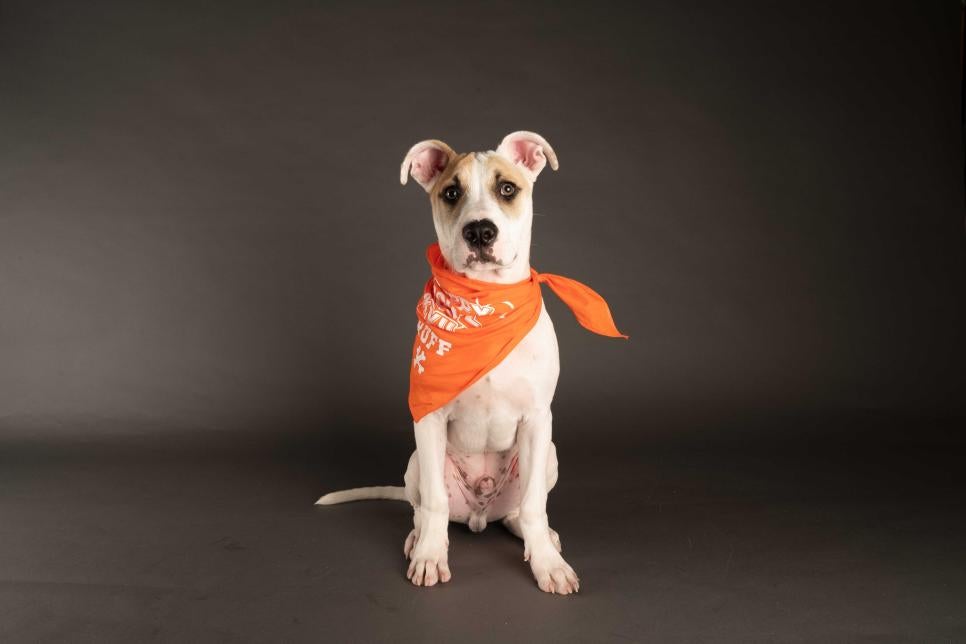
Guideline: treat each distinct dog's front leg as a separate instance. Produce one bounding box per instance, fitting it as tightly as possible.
[406,412,452,587]
[517,410,579,594]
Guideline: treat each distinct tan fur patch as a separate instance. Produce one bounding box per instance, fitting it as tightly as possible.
[428,152,532,219]
[484,155,531,219]
[430,153,472,212]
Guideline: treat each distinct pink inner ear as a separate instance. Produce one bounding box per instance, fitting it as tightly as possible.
[505,139,547,174]
[410,147,449,186]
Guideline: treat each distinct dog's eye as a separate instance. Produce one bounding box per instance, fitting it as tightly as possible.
[498,181,516,199]
[442,186,462,203]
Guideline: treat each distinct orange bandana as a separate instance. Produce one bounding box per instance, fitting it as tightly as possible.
[409,243,626,421]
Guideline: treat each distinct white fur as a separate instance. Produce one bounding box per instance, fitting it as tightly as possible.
[319,132,578,594]
[436,151,532,283]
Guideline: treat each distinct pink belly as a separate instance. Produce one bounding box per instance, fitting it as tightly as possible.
[444,449,521,526]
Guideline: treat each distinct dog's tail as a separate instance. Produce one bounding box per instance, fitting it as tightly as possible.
[315,486,408,505]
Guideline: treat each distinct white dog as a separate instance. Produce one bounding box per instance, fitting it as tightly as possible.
[319,131,621,595]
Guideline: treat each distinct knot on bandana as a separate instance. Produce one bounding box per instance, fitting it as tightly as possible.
[409,243,626,421]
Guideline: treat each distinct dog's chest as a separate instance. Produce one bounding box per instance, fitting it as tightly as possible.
[444,305,560,454]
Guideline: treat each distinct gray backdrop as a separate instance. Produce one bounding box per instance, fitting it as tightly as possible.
[3,1,963,436]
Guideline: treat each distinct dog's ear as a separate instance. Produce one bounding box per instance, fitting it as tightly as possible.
[400,139,456,191]
[496,131,559,181]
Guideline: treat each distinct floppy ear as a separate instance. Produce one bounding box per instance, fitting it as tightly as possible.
[496,131,559,181]
[400,139,456,191]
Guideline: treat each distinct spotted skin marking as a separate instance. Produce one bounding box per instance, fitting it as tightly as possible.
[444,450,521,531]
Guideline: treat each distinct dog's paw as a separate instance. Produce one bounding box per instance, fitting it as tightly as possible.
[529,550,579,595]
[406,538,451,587]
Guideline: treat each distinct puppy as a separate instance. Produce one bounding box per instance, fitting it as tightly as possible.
[319,131,623,594]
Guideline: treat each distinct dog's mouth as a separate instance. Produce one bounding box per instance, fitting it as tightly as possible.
[464,249,501,267]
[464,251,517,270]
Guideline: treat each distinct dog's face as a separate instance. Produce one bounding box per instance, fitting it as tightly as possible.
[401,131,558,280]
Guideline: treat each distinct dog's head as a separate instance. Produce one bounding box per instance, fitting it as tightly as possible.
[400,131,558,282]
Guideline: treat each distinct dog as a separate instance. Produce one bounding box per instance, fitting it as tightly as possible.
[319,131,599,595]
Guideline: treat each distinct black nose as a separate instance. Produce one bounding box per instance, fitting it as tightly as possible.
[462,219,498,248]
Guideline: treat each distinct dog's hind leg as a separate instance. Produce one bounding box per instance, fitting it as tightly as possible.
[502,513,562,553]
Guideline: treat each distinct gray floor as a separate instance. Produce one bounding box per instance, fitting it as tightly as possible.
[2,410,964,643]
